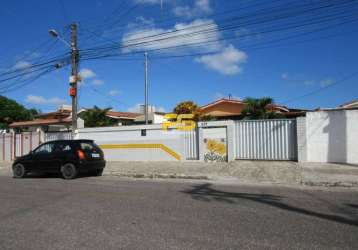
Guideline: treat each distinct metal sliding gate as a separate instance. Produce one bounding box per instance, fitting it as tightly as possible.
[234,119,297,160]
[183,129,199,160]
[45,132,72,142]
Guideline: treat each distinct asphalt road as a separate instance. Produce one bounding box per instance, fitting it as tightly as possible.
[0,175,357,250]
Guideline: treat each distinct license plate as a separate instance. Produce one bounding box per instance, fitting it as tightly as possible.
[91,153,100,158]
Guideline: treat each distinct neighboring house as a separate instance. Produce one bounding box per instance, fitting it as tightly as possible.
[199,98,306,120]
[105,111,142,125]
[9,104,163,132]
[338,100,358,109]
[9,106,84,133]
[131,104,166,124]
[134,112,166,124]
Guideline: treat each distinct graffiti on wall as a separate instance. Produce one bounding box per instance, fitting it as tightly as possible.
[204,138,227,162]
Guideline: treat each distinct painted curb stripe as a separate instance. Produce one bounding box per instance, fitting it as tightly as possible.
[99,144,181,161]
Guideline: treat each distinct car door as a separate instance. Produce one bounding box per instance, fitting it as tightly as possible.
[52,141,74,172]
[32,142,56,172]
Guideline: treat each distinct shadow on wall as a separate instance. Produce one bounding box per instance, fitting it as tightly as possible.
[323,111,347,164]
[181,183,358,227]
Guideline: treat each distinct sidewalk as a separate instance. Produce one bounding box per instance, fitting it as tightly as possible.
[104,160,358,187]
[300,162,358,187]
[104,161,301,184]
[1,160,358,187]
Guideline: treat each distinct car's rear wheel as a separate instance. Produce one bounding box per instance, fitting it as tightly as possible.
[13,164,26,178]
[60,163,78,180]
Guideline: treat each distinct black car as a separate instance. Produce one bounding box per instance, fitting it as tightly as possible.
[12,139,106,179]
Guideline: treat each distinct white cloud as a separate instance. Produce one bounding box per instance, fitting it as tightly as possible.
[108,90,120,96]
[26,95,67,105]
[92,79,104,86]
[122,19,221,53]
[320,78,334,87]
[127,16,155,30]
[281,73,289,80]
[157,106,166,112]
[13,61,32,70]
[122,17,248,75]
[127,104,142,113]
[195,45,247,75]
[79,68,96,79]
[174,0,212,18]
[281,72,334,87]
[78,81,86,87]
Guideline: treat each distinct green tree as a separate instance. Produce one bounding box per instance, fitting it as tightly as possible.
[173,101,218,121]
[241,97,284,120]
[0,95,37,129]
[80,106,117,128]
[173,101,199,114]
[173,100,203,121]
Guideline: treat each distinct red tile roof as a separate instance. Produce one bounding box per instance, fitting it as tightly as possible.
[106,111,142,120]
[200,98,244,110]
[9,118,72,128]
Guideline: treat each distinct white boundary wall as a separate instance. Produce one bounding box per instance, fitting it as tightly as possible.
[298,109,358,165]
[76,125,195,162]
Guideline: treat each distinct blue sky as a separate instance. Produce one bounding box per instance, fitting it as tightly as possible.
[1,0,358,113]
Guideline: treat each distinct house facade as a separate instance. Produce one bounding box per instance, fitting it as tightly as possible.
[199,98,306,120]
[9,106,84,133]
[338,100,358,109]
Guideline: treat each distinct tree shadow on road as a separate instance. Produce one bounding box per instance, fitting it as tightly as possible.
[181,183,358,227]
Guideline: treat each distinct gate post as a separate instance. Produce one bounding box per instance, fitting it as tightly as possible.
[226,121,235,162]
[296,117,307,162]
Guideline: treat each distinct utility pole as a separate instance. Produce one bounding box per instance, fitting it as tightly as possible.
[144,52,148,125]
[70,23,79,136]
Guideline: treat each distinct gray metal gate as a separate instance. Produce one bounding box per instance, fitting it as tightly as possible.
[45,132,72,142]
[183,129,199,160]
[234,119,297,160]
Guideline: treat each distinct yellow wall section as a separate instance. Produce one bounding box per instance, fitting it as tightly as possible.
[99,144,181,161]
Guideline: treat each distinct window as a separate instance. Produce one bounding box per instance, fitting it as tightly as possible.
[80,142,96,153]
[33,143,55,155]
[54,142,72,152]
[80,142,101,155]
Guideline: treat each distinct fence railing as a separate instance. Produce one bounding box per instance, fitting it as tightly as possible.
[45,132,72,142]
[1,132,41,162]
[234,119,297,160]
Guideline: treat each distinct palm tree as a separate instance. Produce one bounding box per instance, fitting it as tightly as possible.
[241,97,283,120]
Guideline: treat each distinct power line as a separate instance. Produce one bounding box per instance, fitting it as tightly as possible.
[78,0,358,61]
[282,71,358,104]
[80,0,356,53]
[80,11,358,62]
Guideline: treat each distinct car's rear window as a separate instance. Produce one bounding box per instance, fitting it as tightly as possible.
[80,142,100,152]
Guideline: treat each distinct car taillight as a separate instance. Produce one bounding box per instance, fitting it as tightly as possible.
[77,150,86,160]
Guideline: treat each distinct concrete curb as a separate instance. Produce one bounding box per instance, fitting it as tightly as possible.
[302,181,358,188]
[104,172,210,180]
